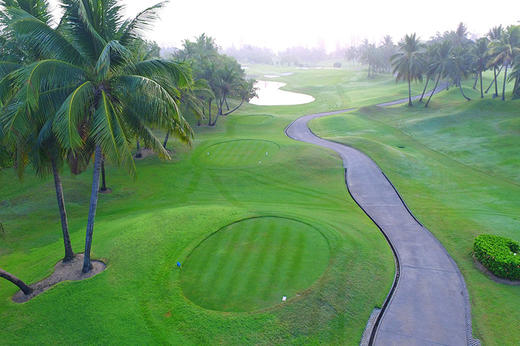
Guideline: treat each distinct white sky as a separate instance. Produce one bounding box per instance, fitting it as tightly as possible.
[50,0,520,51]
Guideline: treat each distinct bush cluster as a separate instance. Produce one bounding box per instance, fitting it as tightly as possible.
[474,234,520,281]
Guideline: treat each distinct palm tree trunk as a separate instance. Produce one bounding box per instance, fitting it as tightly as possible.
[419,77,430,102]
[222,98,245,116]
[472,73,478,89]
[485,65,502,94]
[494,66,499,96]
[425,73,441,108]
[82,145,102,273]
[224,97,230,111]
[513,76,520,99]
[163,130,170,149]
[0,268,32,295]
[459,81,471,101]
[480,71,484,98]
[407,76,412,106]
[135,140,142,158]
[207,99,212,126]
[51,157,74,262]
[502,64,508,101]
[99,159,107,192]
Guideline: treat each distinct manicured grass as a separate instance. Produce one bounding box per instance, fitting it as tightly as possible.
[310,82,520,345]
[181,216,330,312]
[197,139,280,168]
[0,66,399,344]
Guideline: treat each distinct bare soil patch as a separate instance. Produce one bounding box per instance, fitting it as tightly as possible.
[12,254,106,303]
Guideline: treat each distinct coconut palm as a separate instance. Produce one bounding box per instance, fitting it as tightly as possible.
[419,44,437,102]
[487,25,505,97]
[425,41,452,108]
[0,0,75,262]
[489,25,520,100]
[2,0,193,273]
[472,38,490,98]
[509,54,520,99]
[391,33,424,106]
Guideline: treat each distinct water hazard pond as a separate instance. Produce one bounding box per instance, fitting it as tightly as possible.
[249,80,315,106]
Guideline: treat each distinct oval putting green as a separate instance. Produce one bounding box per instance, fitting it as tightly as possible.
[180,217,330,312]
[199,139,280,168]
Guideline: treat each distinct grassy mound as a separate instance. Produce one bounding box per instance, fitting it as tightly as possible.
[474,234,520,281]
[198,139,280,168]
[181,216,330,312]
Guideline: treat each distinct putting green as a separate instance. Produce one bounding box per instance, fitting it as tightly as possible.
[180,216,330,312]
[198,139,280,168]
[235,114,274,125]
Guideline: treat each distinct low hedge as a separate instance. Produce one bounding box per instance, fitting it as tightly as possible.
[474,234,520,281]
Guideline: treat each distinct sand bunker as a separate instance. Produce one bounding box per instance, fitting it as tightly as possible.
[249,80,314,106]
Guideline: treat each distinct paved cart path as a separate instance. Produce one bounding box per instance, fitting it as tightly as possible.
[285,96,479,345]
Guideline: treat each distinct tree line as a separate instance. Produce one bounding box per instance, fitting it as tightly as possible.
[347,23,520,106]
[0,0,254,294]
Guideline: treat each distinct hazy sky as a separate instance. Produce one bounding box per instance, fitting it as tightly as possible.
[50,0,520,51]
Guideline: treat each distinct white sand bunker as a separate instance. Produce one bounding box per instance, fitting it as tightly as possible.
[249,80,314,106]
[263,72,293,78]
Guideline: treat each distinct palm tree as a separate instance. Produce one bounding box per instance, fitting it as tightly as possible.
[509,54,520,99]
[489,25,520,100]
[391,33,424,106]
[419,44,437,102]
[0,0,75,262]
[3,0,193,273]
[449,47,472,101]
[473,38,490,98]
[425,41,453,108]
[487,25,504,97]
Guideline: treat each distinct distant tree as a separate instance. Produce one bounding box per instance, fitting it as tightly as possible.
[449,46,473,101]
[175,34,255,126]
[487,25,505,97]
[472,38,490,98]
[391,33,424,106]
[425,41,453,107]
[489,25,520,100]
[419,44,437,102]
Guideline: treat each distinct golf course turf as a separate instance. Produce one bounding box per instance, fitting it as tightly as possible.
[0,64,518,344]
[181,216,330,312]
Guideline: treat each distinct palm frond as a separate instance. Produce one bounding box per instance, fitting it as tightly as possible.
[52,80,95,150]
[6,7,86,64]
[117,1,166,45]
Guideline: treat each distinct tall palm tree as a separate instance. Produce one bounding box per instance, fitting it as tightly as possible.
[489,25,520,100]
[473,38,490,98]
[509,54,520,99]
[0,0,75,262]
[419,44,437,102]
[449,46,472,101]
[3,0,193,273]
[487,25,505,97]
[425,41,452,108]
[391,33,424,106]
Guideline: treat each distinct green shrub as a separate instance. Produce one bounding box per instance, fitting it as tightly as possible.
[474,234,520,281]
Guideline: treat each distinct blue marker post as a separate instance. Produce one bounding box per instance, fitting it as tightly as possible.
[176,261,182,270]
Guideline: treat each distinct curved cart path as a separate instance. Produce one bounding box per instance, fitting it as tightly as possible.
[285,99,479,345]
